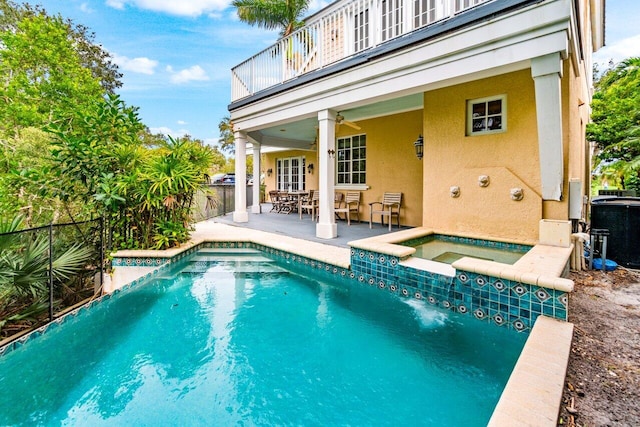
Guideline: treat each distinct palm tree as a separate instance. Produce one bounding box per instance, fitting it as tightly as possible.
[232,0,310,37]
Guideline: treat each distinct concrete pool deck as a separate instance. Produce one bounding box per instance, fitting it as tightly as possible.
[110,219,574,426]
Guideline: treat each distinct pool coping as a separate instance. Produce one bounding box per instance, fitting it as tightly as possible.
[109,224,573,427]
[489,315,574,426]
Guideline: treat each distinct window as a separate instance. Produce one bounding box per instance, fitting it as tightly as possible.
[414,0,445,29]
[337,135,366,185]
[455,0,484,13]
[467,95,506,135]
[354,9,369,51]
[381,0,403,42]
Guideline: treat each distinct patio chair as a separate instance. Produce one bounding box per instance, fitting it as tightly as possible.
[334,192,345,219]
[278,191,295,214]
[369,192,402,231]
[335,191,361,225]
[268,190,281,212]
[299,190,319,220]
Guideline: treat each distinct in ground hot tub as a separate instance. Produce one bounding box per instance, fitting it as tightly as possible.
[400,234,532,265]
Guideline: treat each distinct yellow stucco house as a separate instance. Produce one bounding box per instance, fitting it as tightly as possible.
[228,0,605,244]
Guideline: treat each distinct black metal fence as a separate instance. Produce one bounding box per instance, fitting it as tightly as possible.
[192,184,255,221]
[0,218,104,344]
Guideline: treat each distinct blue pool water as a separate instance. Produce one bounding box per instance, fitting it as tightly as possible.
[0,248,527,426]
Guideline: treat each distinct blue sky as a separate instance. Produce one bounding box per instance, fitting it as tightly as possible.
[24,0,640,147]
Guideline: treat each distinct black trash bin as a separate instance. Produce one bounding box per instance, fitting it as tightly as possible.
[590,197,640,268]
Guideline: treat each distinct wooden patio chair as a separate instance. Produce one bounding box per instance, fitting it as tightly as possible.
[278,191,295,214]
[335,191,361,225]
[299,190,319,220]
[268,190,281,212]
[334,192,345,219]
[369,192,402,231]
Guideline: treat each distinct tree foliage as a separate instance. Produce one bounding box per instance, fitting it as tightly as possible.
[218,115,235,154]
[588,57,640,161]
[0,12,104,133]
[48,95,215,249]
[0,0,122,94]
[588,57,640,191]
[0,1,216,250]
[232,0,309,37]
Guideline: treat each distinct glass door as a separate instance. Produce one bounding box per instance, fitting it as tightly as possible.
[276,156,306,191]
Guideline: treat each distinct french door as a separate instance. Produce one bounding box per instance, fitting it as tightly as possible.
[276,156,306,191]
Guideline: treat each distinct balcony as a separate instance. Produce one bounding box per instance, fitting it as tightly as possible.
[231,0,492,102]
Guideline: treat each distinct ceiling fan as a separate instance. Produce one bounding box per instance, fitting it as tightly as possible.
[336,112,361,130]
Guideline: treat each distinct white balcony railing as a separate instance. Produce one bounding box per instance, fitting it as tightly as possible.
[231,0,490,102]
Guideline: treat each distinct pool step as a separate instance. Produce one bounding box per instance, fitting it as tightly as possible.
[190,255,274,263]
[196,248,262,254]
[181,262,288,275]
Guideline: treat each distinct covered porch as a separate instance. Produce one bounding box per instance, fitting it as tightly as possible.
[213,202,411,248]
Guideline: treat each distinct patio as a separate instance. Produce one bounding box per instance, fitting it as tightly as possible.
[211,203,411,248]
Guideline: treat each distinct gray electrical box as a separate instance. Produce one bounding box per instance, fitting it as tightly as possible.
[569,179,583,220]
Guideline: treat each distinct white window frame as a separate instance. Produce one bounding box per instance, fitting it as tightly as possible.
[466,94,507,136]
[353,7,370,52]
[276,156,306,191]
[381,0,403,42]
[336,134,367,189]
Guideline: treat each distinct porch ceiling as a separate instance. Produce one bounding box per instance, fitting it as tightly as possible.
[247,93,423,150]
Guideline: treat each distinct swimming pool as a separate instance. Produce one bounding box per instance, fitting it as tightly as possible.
[0,248,527,426]
[402,234,532,264]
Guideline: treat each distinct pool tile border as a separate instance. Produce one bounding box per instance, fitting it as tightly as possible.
[347,247,569,333]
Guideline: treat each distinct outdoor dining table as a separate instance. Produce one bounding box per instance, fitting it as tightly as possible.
[276,191,308,214]
[287,191,309,214]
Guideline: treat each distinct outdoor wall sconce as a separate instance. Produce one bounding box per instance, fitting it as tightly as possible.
[450,186,460,198]
[267,168,273,177]
[327,149,335,158]
[478,175,490,187]
[414,134,424,160]
[510,187,524,201]
[307,163,314,174]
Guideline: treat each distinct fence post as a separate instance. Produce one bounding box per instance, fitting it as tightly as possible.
[48,224,54,321]
[100,216,104,292]
[223,186,227,215]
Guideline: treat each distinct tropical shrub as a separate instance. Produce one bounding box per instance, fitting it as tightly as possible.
[0,216,95,339]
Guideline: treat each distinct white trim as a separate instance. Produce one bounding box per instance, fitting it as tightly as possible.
[233,132,248,223]
[532,53,563,201]
[335,184,370,191]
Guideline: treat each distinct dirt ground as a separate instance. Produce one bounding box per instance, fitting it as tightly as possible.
[557,267,640,426]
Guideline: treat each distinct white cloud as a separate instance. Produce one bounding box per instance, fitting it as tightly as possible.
[112,54,159,75]
[80,3,94,13]
[105,0,126,10]
[150,126,191,139]
[166,65,210,84]
[594,34,640,66]
[177,120,188,125]
[105,0,232,16]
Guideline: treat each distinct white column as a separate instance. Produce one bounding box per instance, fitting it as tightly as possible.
[251,143,261,214]
[233,131,249,222]
[316,109,337,239]
[532,53,564,201]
